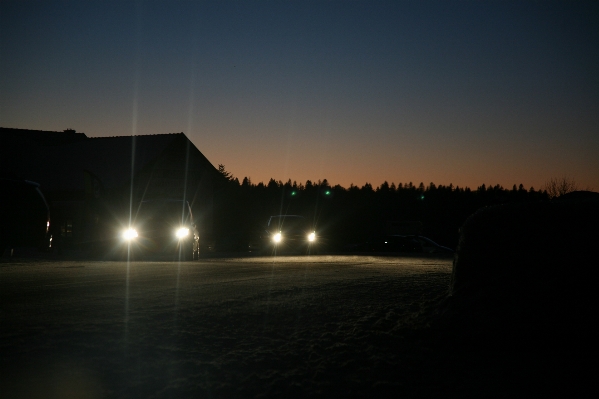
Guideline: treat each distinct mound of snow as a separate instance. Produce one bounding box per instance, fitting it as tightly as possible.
[441,195,599,346]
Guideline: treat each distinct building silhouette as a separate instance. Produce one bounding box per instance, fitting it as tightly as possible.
[1,128,219,251]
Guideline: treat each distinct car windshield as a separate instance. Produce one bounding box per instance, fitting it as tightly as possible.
[134,200,192,226]
[415,237,435,245]
[268,216,307,233]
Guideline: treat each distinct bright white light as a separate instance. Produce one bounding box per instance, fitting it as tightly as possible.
[273,232,282,243]
[308,232,316,242]
[176,227,190,239]
[123,228,138,240]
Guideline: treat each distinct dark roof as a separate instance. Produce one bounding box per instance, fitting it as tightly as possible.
[1,130,217,192]
[0,127,88,146]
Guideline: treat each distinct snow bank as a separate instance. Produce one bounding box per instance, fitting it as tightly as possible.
[443,195,599,346]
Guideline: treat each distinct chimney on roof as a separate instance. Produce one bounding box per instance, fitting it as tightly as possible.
[64,129,76,134]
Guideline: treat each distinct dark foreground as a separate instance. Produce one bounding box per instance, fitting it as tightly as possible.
[0,256,594,398]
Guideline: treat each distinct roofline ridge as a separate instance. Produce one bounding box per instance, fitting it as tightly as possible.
[89,132,185,138]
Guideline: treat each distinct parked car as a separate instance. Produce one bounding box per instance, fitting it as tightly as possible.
[350,234,454,254]
[262,215,317,254]
[415,236,455,254]
[120,199,199,260]
[0,178,51,254]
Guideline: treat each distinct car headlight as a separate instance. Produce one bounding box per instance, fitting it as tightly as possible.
[273,232,282,243]
[123,228,138,240]
[176,227,190,239]
[308,232,316,242]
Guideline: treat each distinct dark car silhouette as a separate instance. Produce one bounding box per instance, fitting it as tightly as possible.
[121,199,199,260]
[262,215,317,254]
[0,179,50,255]
[350,234,454,254]
[384,235,454,254]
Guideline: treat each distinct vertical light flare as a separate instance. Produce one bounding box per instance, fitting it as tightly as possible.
[124,135,136,339]
[175,141,191,322]
[125,19,141,338]
[175,65,196,322]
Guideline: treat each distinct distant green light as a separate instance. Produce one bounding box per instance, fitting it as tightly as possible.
[291,191,296,196]
[325,190,331,195]
[420,195,425,200]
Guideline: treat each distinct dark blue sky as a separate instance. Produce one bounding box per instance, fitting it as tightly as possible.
[1,0,598,189]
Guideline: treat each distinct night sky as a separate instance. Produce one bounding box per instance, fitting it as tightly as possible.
[1,1,598,190]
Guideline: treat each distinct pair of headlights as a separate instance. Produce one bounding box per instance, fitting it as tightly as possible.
[122,227,190,241]
[272,232,316,243]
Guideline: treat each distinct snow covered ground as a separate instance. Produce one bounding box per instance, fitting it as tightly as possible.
[0,255,593,398]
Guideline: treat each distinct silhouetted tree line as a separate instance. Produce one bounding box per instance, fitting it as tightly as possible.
[212,165,548,250]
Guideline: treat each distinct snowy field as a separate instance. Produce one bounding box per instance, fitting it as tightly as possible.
[0,255,592,398]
